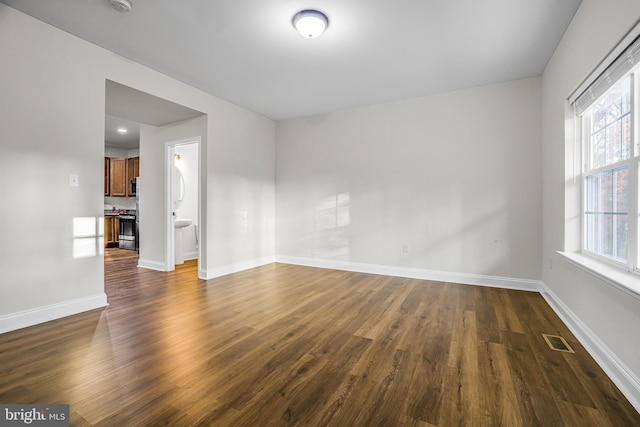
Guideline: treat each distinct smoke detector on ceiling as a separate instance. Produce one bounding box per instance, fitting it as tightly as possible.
[109,0,132,13]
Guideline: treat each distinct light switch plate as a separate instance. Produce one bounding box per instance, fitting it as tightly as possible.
[69,174,79,187]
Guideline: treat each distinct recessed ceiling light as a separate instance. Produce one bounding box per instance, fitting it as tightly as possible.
[117,128,127,134]
[292,10,329,38]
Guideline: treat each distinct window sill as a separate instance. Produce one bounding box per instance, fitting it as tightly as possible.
[557,251,640,301]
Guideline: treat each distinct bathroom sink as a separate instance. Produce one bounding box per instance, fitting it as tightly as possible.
[174,218,192,228]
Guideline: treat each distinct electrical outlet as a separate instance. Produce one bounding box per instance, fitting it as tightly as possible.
[403,243,409,253]
[69,174,79,187]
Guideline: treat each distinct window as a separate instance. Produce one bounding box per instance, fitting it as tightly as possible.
[571,29,640,272]
[582,77,632,265]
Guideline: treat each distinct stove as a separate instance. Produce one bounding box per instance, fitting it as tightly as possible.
[118,214,137,251]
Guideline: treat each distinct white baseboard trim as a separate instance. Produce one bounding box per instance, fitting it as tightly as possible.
[0,293,108,334]
[275,255,542,292]
[202,256,276,280]
[138,258,168,272]
[540,282,640,413]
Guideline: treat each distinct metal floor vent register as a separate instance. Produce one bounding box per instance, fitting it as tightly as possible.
[542,334,575,353]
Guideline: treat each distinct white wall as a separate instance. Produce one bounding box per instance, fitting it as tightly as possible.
[0,4,275,330]
[542,0,640,382]
[0,5,108,324]
[206,111,276,277]
[276,78,542,281]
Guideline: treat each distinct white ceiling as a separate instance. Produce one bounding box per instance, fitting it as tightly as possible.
[2,0,582,121]
[104,114,140,150]
[105,81,204,149]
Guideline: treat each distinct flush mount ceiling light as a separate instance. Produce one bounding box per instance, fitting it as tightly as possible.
[109,0,132,13]
[117,127,127,134]
[292,10,329,38]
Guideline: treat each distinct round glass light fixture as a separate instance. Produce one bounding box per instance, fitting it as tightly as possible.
[109,0,132,13]
[292,10,329,38]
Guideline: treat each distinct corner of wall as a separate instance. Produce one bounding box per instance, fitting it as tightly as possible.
[539,281,640,413]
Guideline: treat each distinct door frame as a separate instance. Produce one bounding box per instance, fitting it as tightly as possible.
[164,137,202,272]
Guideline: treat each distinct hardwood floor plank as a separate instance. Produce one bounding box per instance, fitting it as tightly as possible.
[557,400,613,427]
[474,286,502,344]
[563,342,640,426]
[442,310,491,426]
[275,334,372,425]
[0,249,637,426]
[346,349,414,427]
[312,374,363,427]
[494,288,525,334]
[478,341,525,425]
[499,328,567,426]
[402,285,457,425]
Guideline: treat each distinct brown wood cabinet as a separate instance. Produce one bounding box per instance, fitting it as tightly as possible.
[104,156,140,197]
[108,158,127,197]
[104,216,119,247]
[104,158,110,196]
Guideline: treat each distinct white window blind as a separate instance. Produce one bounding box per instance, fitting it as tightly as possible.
[572,35,640,115]
[570,21,640,114]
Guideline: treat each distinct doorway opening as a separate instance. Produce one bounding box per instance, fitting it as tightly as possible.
[104,80,206,284]
[165,138,201,273]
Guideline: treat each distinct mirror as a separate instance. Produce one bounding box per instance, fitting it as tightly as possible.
[172,165,185,211]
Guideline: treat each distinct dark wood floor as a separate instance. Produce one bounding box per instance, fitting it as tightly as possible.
[0,249,638,426]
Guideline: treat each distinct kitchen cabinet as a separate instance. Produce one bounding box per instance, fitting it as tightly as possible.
[104,158,110,196]
[108,158,127,197]
[104,156,140,197]
[104,216,119,247]
[126,157,139,196]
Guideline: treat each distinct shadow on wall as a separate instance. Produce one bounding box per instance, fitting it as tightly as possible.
[310,192,351,260]
[294,184,515,277]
